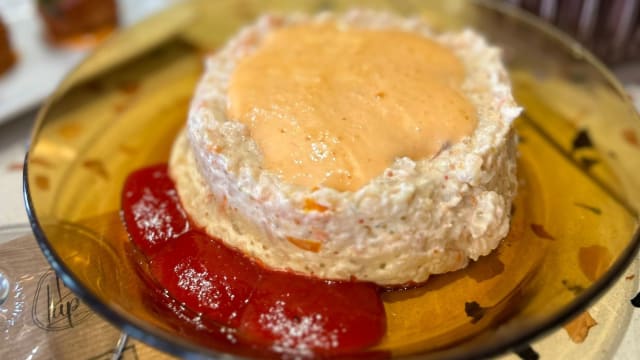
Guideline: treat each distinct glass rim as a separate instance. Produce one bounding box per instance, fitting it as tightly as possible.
[22,0,640,359]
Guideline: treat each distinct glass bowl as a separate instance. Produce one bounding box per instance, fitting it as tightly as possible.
[23,0,640,358]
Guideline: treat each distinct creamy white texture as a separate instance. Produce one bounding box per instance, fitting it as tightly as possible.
[169,10,521,285]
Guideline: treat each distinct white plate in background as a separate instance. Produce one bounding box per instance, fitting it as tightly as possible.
[0,0,178,125]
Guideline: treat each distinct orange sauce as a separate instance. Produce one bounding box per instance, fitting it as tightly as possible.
[228,24,476,191]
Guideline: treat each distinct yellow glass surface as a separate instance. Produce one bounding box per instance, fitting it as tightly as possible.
[24,0,640,358]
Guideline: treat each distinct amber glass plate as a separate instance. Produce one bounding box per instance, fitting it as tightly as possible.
[23,0,640,358]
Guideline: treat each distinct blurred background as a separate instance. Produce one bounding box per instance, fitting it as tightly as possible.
[507,0,640,65]
[0,0,180,123]
[505,0,640,83]
[2,0,640,124]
